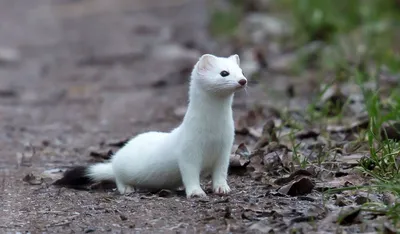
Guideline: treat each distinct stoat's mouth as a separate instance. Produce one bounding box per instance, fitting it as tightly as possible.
[235,84,246,90]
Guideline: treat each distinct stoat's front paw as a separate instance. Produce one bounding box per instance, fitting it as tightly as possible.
[213,183,231,195]
[186,188,207,198]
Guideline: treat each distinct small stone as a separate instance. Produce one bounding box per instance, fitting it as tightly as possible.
[158,189,173,197]
[120,214,128,221]
[173,106,187,118]
[84,228,96,233]
[0,47,20,64]
[150,43,200,62]
[354,195,369,205]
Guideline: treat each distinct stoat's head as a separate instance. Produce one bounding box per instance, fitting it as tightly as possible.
[192,54,247,96]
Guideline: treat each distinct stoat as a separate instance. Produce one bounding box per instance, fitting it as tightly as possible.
[54,54,247,198]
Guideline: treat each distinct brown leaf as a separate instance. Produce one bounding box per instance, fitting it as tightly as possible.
[158,189,174,197]
[354,195,369,205]
[336,153,365,167]
[317,84,347,116]
[278,177,314,196]
[327,118,369,133]
[383,222,397,234]
[263,151,282,172]
[314,174,363,191]
[254,119,277,149]
[295,129,320,140]
[88,181,116,190]
[382,192,397,206]
[89,149,113,160]
[248,220,273,233]
[333,194,351,207]
[234,105,274,135]
[381,121,400,141]
[236,143,250,158]
[247,151,265,173]
[342,142,369,154]
[23,173,44,185]
[0,89,17,98]
[224,206,232,219]
[229,143,251,174]
[274,169,313,185]
[229,155,251,168]
[337,207,361,225]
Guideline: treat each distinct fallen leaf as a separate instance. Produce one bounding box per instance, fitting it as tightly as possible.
[337,207,361,225]
[236,143,250,158]
[327,118,369,133]
[42,168,67,181]
[354,195,369,205]
[0,89,18,98]
[381,121,400,141]
[333,194,351,207]
[89,149,113,160]
[295,129,320,140]
[317,84,347,116]
[382,192,397,206]
[254,118,277,149]
[278,177,314,196]
[229,143,252,174]
[383,222,397,234]
[289,215,318,225]
[158,189,174,197]
[336,153,365,167]
[274,169,313,185]
[23,173,44,185]
[263,151,282,172]
[234,105,276,136]
[247,150,265,173]
[343,141,370,154]
[224,206,232,219]
[248,220,273,233]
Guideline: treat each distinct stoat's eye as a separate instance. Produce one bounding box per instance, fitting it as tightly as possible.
[220,71,230,77]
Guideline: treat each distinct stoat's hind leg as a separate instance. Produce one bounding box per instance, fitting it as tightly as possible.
[116,179,135,194]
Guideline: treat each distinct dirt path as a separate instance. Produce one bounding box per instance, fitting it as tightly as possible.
[0,1,275,233]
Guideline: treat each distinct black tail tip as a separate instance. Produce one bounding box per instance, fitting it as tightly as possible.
[53,166,92,189]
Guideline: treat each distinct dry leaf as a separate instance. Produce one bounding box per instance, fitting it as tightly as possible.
[23,173,44,185]
[278,177,315,196]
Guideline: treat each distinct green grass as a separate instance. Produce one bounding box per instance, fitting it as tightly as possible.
[279,0,400,76]
[209,3,242,37]
[278,0,400,229]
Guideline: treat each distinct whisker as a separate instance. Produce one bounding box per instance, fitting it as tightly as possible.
[244,86,249,96]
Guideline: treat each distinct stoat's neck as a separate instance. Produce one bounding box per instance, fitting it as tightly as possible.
[181,80,233,129]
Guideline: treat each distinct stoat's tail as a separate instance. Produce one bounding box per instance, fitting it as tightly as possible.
[53,163,114,189]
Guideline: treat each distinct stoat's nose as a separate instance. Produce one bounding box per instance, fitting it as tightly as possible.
[238,79,247,86]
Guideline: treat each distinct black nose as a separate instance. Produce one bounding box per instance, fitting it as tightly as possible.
[238,79,247,86]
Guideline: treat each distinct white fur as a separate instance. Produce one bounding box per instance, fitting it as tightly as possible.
[87,54,247,198]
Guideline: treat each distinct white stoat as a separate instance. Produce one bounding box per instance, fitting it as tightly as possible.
[54,54,247,198]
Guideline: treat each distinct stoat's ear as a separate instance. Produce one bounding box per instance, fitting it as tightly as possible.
[228,54,240,65]
[197,54,217,71]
